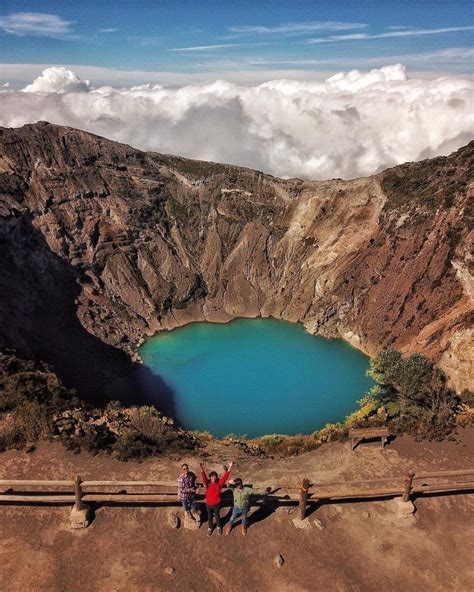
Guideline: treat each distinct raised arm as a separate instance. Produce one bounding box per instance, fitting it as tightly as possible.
[200,462,209,487]
[218,461,233,487]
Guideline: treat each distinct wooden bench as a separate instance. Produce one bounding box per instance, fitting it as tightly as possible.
[349,427,390,451]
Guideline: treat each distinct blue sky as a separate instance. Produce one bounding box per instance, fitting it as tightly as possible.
[0,0,473,85]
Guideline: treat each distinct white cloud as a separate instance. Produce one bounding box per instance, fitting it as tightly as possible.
[169,43,244,52]
[0,12,75,39]
[307,25,474,44]
[100,28,118,33]
[22,67,90,93]
[2,52,472,90]
[228,21,367,36]
[168,41,273,52]
[0,62,338,87]
[244,47,474,69]
[1,65,473,181]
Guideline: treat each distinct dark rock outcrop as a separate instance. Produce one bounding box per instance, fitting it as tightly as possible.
[0,122,472,398]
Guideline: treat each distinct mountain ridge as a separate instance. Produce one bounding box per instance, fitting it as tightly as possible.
[0,122,472,400]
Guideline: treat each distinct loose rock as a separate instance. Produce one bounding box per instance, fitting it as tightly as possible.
[275,554,285,568]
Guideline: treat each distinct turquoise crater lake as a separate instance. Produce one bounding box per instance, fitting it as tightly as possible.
[138,318,374,438]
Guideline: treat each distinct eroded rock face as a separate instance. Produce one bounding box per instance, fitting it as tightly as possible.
[0,122,472,397]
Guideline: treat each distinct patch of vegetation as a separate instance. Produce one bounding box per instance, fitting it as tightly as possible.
[367,349,460,439]
[163,155,227,180]
[381,141,473,212]
[137,185,171,232]
[0,370,79,413]
[166,196,189,220]
[0,354,80,451]
[252,434,321,457]
[0,353,199,459]
[252,424,348,458]
[460,389,474,408]
[456,389,474,428]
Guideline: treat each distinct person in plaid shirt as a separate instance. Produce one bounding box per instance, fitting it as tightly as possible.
[177,463,197,520]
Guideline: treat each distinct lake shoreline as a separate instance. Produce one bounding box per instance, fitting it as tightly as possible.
[138,318,374,438]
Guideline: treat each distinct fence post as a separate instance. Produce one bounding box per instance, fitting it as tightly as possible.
[299,478,310,520]
[402,470,415,502]
[70,474,90,528]
[74,474,85,511]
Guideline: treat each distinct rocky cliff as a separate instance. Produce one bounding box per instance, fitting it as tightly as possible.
[0,122,472,400]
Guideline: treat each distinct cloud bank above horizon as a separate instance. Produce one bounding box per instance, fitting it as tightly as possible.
[1,65,473,180]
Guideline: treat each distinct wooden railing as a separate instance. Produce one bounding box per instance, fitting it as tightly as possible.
[1,468,473,525]
[296,468,474,518]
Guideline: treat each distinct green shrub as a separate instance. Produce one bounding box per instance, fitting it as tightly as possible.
[78,423,117,455]
[385,401,400,417]
[0,401,51,450]
[368,349,459,438]
[259,434,287,445]
[460,390,474,408]
[128,405,169,446]
[112,429,155,461]
[253,433,321,457]
[315,423,348,443]
[0,370,78,413]
[0,415,24,450]
[345,392,380,427]
[13,400,51,442]
[223,433,248,441]
[189,430,213,443]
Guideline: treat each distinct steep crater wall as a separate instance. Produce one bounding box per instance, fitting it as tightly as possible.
[0,122,472,399]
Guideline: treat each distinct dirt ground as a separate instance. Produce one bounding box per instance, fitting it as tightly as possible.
[1,429,473,592]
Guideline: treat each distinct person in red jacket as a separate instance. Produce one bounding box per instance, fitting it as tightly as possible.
[200,460,233,536]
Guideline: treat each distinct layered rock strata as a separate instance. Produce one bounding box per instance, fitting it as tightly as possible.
[0,122,472,399]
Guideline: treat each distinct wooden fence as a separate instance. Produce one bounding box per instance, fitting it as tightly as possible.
[1,468,473,525]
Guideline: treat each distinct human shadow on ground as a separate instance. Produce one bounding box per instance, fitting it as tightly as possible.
[217,488,278,529]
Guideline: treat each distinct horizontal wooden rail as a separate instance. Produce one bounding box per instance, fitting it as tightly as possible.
[82,481,175,488]
[1,469,472,527]
[0,495,76,503]
[413,481,474,494]
[2,475,473,494]
[3,483,473,506]
[314,476,402,487]
[414,469,474,480]
[8,474,464,491]
[311,488,404,500]
[82,494,201,503]
[309,481,474,501]
[0,480,74,487]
